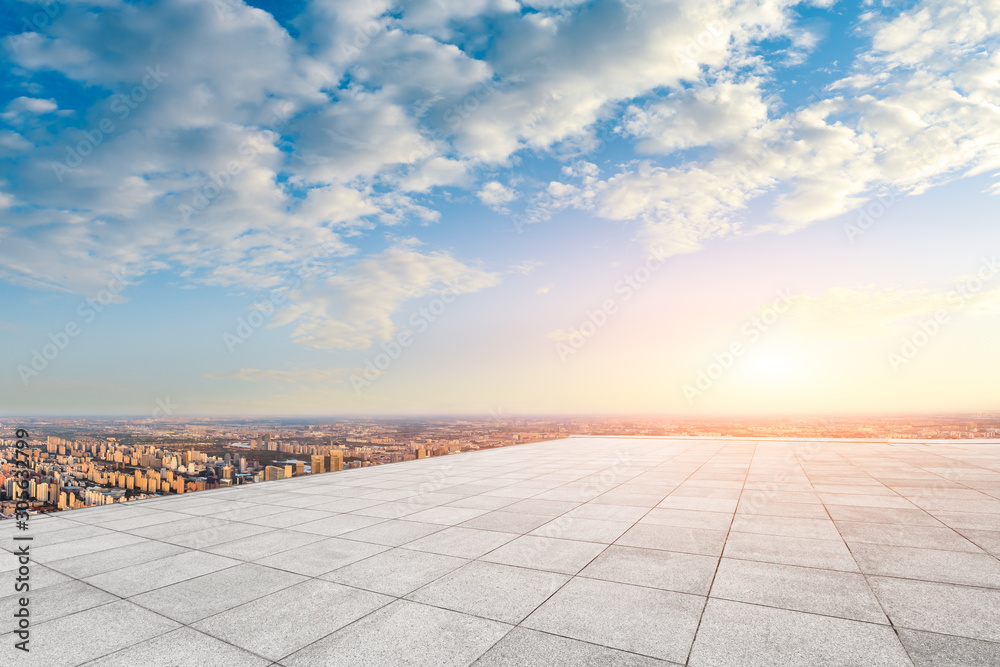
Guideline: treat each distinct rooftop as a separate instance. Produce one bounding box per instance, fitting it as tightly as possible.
[3,436,1000,666]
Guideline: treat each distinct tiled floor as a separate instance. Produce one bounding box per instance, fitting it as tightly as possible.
[3,436,1000,666]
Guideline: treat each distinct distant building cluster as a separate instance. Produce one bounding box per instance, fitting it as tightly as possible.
[6,413,991,520]
[0,434,352,517]
[0,418,559,518]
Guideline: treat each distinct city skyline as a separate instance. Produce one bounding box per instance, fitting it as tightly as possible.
[5,412,997,516]
[2,0,999,416]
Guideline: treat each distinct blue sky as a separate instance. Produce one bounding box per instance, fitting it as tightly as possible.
[1,0,998,416]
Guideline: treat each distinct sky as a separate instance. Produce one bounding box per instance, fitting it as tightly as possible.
[0,0,998,417]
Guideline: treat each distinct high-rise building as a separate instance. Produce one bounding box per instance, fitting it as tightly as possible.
[327,450,344,472]
[264,466,284,481]
[310,455,325,474]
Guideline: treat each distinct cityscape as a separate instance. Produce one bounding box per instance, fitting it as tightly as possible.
[4,414,998,518]
[2,0,999,664]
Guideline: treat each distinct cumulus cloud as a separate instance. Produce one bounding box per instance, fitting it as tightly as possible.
[1,97,58,123]
[543,0,1000,255]
[476,180,516,211]
[623,80,770,153]
[270,242,500,349]
[1,0,997,348]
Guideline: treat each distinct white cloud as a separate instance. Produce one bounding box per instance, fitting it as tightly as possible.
[2,97,58,121]
[1,0,998,348]
[476,180,516,211]
[624,80,769,153]
[543,0,1000,256]
[271,243,500,349]
[399,157,471,192]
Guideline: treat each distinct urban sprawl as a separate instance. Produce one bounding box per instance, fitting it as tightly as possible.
[2,414,997,519]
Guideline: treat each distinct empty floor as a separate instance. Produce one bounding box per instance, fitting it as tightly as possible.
[3,436,1000,666]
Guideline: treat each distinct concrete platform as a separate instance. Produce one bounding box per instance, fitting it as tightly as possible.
[3,436,1000,666]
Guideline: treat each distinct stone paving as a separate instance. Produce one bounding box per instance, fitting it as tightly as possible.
[2,436,1000,666]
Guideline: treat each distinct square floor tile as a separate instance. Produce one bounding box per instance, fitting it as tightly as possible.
[282,600,511,667]
[204,528,327,561]
[0,600,179,667]
[523,577,704,664]
[407,560,568,624]
[616,523,728,557]
[530,516,633,543]
[45,540,186,579]
[323,547,466,596]
[472,627,671,666]
[688,599,911,667]
[723,532,859,572]
[32,531,147,564]
[84,627,271,666]
[852,543,1000,587]
[564,503,649,523]
[242,509,337,528]
[710,558,886,623]
[254,537,388,577]
[459,511,552,534]
[0,580,116,625]
[288,514,385,537]
[480,535,607,574]
[897,628,1000,667]
[84,551,241,597]
[339,519,445,546]
[404,506,491,525]
[129,562,305,623]
[730,514,841,541]
[869,576,1000,642]
[837,520,982,551]
[640,508,733,531]
[580,545,718,595]
[192,580,392,661]
[404,526,519,559]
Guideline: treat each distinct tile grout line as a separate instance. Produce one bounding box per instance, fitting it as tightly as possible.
[683,439,757,666]
[805,444,918,667]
